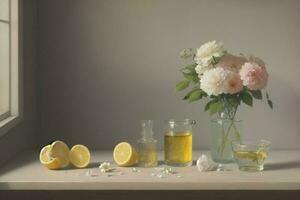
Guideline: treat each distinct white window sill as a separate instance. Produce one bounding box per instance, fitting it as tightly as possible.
[0,115,21,137]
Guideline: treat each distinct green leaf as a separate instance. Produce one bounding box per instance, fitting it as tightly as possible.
[183,72,199,83]
[205,102,211,111]
[228,97,239,107]
[180,48,194,59]
[183,88,199,100]
[188,90,203,102]
[204,99,217,111]
[266,92,270,99]
[180,63,197,75]
[241,91,253,106]
[267,100,273,109]
[209,102,223,115]
[185,63,197,70]
[212,56,221,65]
[176,80,190,91]
[183,72,193,79]
[250,90,262,100]
[205,101,213,111]
[185,63,197,71]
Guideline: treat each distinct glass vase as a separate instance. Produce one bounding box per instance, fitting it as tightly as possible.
[210,118,242,163]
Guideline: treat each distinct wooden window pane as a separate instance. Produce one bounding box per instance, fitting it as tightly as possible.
[0,22,10,115]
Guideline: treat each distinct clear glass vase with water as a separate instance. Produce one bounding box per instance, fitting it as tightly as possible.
[210,103,242,163]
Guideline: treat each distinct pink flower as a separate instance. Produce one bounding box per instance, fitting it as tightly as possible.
[216,54,247,73]
[239,62,268,90]
[225,72,243,94]
[249,56,265,67]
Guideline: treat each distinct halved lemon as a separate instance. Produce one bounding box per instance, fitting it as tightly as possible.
[69,144,91,168]
[113,142,138,167]
[49,140,70,168]
[39,145,61,170]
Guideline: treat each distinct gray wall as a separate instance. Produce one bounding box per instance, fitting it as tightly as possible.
[38,0,300,150]
[0,0,38,165]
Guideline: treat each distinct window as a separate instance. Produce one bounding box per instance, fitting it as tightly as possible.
[0,0,21,136]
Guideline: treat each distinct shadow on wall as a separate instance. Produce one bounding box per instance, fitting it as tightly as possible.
[36,0,300,150]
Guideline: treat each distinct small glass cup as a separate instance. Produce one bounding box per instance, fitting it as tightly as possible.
[232,140,271,172]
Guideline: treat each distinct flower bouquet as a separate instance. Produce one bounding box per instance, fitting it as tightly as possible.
[176,40,273,163]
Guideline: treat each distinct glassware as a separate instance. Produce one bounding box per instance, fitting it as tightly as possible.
[137,120,158,167]
[211,118,242,163]
[232,140,271,172]
[164,119,195,167]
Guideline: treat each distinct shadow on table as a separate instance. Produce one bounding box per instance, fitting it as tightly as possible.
[0,151,35,177]
[59,160,167,170]
[56,162,100,170]
[264,160,300,171]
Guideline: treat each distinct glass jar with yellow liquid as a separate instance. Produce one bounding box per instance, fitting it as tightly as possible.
[164,119,195,167]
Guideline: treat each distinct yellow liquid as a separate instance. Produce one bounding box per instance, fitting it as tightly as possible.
[164,132,192,165]
[138,142,158,167]
[233,150,268,171]
[234,150,268,163]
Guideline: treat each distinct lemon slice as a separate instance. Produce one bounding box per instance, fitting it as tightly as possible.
[69,144,91,168]
[50,140,70,168]
[39,145,61,170]
[113,142,138,167]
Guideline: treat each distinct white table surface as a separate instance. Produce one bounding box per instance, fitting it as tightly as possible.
[0,150,299,190]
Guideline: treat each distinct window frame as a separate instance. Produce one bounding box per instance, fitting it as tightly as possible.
[0,0,23,137]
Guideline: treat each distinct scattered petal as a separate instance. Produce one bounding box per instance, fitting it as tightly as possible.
[154,167,165,171]
[196,154,218,172]
[85,170,98,177]
[85,170,92,176]
[131,168,141,173]
[99,161,115,173]
[157,174,165,178]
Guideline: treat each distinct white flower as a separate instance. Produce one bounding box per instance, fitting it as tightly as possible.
[195,64,210,76]
[200,68,229,96]
[194,40,226,69]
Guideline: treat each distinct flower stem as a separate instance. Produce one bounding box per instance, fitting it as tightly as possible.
[220,119,235,156]
[218,104,238,157]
